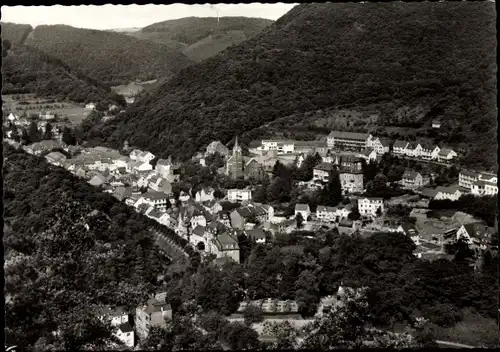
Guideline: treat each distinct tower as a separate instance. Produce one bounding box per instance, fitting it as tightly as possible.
[226,136,244,179]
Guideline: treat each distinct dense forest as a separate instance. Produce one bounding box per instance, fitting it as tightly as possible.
[2,42,124,105]
[1,21,33,44]
[93,2,496,170]
[25,24,193,85]
[139,16,274,45]
[2,144,192,350]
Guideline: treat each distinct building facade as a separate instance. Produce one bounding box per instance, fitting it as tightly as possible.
[358,197,384,216]
[226,136,245,179]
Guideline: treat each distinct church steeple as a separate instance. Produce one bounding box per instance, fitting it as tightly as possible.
[233,136,241,153]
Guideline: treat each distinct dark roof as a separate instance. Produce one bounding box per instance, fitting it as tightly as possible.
[193,225,206,236]
[295,203,310,211]
[393,140,408,149]
[328,131,371,141]
[216,232,239,247]
[246,228,266,240]
[143,191,168,200]
[403,170,420,179]
[361,148,375,156]
[462,222,495,240]
[314,162,334,172]
[118,322,134,333]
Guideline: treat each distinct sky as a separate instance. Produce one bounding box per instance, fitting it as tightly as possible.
[1,3,297,30]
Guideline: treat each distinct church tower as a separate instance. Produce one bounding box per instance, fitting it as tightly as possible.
[226,136,244,179]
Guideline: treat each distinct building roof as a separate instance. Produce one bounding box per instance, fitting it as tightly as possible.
[317,205,337,213]
[436,186,461,195]
[403,170,420,179]
[89,174,107,186]
[295,203,310,211]
[147,208,163,219]
[113,186,133,201]
[118,322,134,334]
[420,188,439,198]
[462,222,495,241]
[192,225,206,237]
[45,151,67,162]
[360,148,375,156]
[328,131,371,141]
[143,191,168,200]
[393,140,408,149]
[216,231,239,247]
[438,148,455,156]
[246,228,266,241]
[314,162,334,172]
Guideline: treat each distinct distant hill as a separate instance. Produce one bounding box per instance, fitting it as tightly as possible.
[1,43,123,104]
[108,27,142,33]
[140,16,274,45]
[25,24,193,85]
[96,2,496,170]
[1,22,33,45]
[127,31,188,51]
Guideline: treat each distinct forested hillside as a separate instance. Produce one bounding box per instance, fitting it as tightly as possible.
[26,24,193,85]
[1,21,33,44]
[140,16,273,45]
[95,2,496,170]
[2,42,123,104]
[2,145,179,349]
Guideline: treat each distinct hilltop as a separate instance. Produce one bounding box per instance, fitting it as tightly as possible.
[25,24,193,85]
[132,16,273,61]
[94,2,495,169]
[1,22,33,44]
[2,43,122,104]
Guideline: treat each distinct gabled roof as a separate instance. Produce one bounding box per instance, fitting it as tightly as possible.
[403,170,420,179]
[436,186,461,194]
[295,203,310,211]
[314,162,334,172]
[438,148,455,156]
[462,222,495,241]
[328,131,371,141]
[192,225,206,237]
[246,228,266,240]
[317,205,337,213]
[393,140,409,149]
[360,148,375,156]
[420,188,439,198]
[143,191,168,200]
[216,231,239,247]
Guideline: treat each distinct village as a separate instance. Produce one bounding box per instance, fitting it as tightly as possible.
[3,117,498,347]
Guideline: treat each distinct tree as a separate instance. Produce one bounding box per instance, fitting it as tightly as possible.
[376,206,382,217]
[444,237,476,265]
[28,121,41,143]
[319,169,342,206]
[243,305,264,326]
[221,322,261,350]
[42,122,53,140]
[295,212,304,228]
[61,126,76,145]
[10,127,21,142]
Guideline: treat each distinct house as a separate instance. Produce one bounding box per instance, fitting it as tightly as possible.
[294,203,311,222]
[195,187,215,203]
[370,137,391,155]
[456,222,495,250]
[206,140,230,157]
[401,170,425,190]
[432,119,441,128]
[112,186,133,202]
[130,149,155,163]
[45,151,67,166]
[7,113,19,122]
[39,111,55,120]
[419,142,440,160]
[358,197,384,217]
[125,96,135,104]
[135,293,172,340]
[211,231,240,263]
[155,157,173,176]
[359,148,377,162]
[437,148,458,162]
[227,188,252,202]
[85,103,96,110]
[113,156,130,169]
[98,306,135,348]
[136,191,169,210]
[230,203,270,229]
[434,186,463,201]
[327,131,373,150]
[316,205,340,222]
[245,158,267,181]
[471,173,498,196]
[404,142,422,158]
[88,173,108,187]
[459,170,480,190]
[245,228,267,243]
[149,177,172,195]
[339,168,364,194]
[392,140,409,155]
[260,139,296,154]
[313,163,334,182]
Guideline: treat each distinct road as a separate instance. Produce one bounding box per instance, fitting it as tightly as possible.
[436,340,476,349]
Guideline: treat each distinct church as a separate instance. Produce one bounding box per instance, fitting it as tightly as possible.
[225,136,245,179]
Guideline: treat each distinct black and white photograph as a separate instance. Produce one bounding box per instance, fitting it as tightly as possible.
[2,1,499,350]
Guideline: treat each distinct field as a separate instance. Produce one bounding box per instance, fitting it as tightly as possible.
[111,79,159,97]
[2,94,91,125]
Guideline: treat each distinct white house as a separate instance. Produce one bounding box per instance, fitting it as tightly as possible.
[130,149,155,164]
[135,191,169,210]
[358,197,384,217]
[456,222,495,250]
[260,139,295,154]
[155,157,173,176]
[227,188,252,202]
[195,187,215,203]
[432,119,441,129]
[316,205,340,222]
[370,137,391,155]
[419,142,440,160]
[437,148,458,162]
[327,131,373,149]
[85,103,96,110]
[113,156,130,169]
[8,113,19,122]
[393,140,409,155]
[313,163,334,182]
[471,178,498,196]
[404,142,422,158]
[98,307,135,348]
[294,203,311,222]
[359,148,377,162]
[434,186,463,201]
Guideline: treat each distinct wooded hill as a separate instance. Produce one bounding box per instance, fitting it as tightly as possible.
[25,24,193,85]
[1,22,33,45]
[2,42,123,104]
[131,17,274,62]
[94,2,496,170]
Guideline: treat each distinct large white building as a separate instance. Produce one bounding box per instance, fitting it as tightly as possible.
[327,131,373,149]
[260,139,296,154]
[358,197,384,217]
[459,170,497,195]
[227,188,252,202]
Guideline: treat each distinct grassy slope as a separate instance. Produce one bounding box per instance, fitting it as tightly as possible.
[97,2,496,169]
[26,24,193,85]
